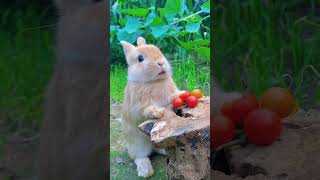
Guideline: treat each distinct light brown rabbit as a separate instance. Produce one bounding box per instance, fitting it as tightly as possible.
[121,37,181,178]
[37,1,107,180]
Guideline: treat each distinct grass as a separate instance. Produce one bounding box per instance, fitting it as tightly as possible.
[0,7,56,128]
[214,0,320,109]
[110,113,167,179]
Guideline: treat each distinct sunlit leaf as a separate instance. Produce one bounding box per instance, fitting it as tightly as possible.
[195,47,210,60]
[121,8,149,17]
[151,16,164,26]
[201,1,210,13]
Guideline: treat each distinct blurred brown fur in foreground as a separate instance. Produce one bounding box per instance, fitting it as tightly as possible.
[37,1,108,180]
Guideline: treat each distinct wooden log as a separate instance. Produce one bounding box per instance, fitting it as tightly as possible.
[139,97,210,180]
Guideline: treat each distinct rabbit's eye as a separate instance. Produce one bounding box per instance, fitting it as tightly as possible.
[138,55,144,62]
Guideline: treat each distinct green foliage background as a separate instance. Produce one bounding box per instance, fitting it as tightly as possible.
[214,0,320,109]
[0,4,56,129]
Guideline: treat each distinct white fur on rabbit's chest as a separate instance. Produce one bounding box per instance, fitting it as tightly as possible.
[138,85,175,107]
[126,80,178,112]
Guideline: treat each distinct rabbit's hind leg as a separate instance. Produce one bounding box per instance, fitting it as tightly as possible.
[126,129,154,178]
[134,158,154,178]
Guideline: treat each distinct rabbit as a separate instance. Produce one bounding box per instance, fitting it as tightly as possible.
[37,1,108,180]
[120,37,181,178]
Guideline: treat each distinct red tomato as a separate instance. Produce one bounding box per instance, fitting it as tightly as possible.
[260,87,296,118]
[172,97,184,109]
[244,108,282,145]
[186,96,198,108]
[211,115,235,149]
[179,91,191,101]
[221,93,259,128]
[221,101,238,122]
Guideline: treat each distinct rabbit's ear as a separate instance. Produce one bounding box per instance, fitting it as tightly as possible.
[120,41,135,56]
[137,37,146,46]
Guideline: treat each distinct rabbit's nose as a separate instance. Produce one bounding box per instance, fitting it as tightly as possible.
[158,62,164,66]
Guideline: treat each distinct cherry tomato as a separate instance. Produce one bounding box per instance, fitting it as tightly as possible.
[191,89,203,99]
[221,93,259,128]
[179,91,191,101]
[211,114,235,149]
[244,108,282,145]
[186,96,198,108]
[172,97,184,109]
[260,87,296,118]
[221,101,238,122]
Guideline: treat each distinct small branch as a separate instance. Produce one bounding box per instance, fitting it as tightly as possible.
[171,10,204,26]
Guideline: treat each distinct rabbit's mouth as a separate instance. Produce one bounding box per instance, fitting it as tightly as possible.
[158,70,166,75]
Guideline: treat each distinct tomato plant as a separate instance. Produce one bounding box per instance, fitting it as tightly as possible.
[191,89,203,99]
[186,95,198,108]
[211,115,235,149]
[172,97,184,109]
[244,108,282,145]
[260,87,296,118]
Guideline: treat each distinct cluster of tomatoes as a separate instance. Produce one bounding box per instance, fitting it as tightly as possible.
[211,87,297,149]
[172,89,203,109]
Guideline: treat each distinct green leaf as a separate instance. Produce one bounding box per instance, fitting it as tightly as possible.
[186,15,202,23]
[178,40,194,50]
[186,22,201,33]
[121,8,149,17]
[194,39,210,46]
[151,25,169,38]
[119,19,126,27]
[195,47,210,60]
[201,1,210,13]
[110,25,116,35]
[116,28,143,44]
[124,17,142,33]
[144,12,156,27]
[164,0,184,19]
[158,8,166,18]
[178,39,210,50]
[151,16,164,26]
[176,31,189,36]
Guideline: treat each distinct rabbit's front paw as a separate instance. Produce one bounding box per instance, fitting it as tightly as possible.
[151,107,165,119]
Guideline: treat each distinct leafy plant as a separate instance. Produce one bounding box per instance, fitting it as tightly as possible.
[110,0,210,63]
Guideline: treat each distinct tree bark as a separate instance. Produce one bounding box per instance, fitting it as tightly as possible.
[139,97,210,180]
